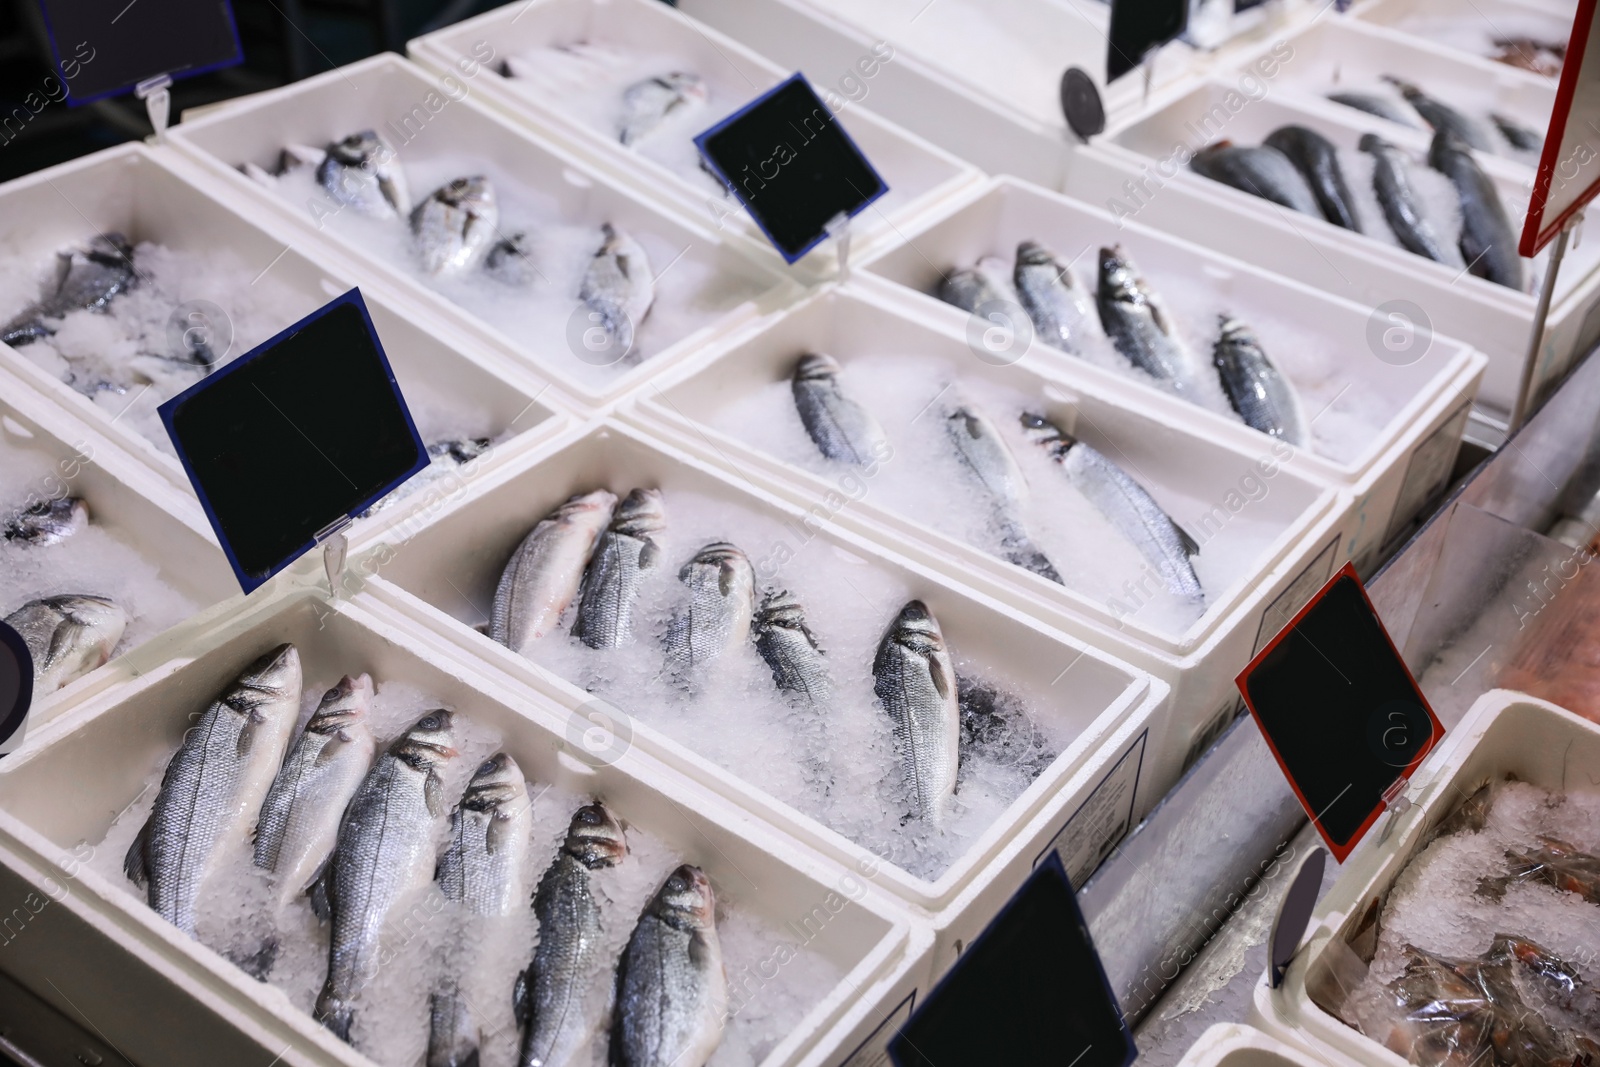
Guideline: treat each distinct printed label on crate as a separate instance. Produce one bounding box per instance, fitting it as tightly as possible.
[1253,534,1342,656]
[1182,696,1243,771]
[1384,400,1472,548]
[1035,730,1147,886]
[840,990,916,1067]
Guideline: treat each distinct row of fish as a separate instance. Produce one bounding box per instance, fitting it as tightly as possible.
[1191,123,1522,289]
[123,644,727,1067]
[790,352,1207,602]
[1326,76,1544,158]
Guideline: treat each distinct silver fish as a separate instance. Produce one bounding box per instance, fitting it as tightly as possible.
[6,594,128,693]
[411,177,499,277]
[1360,134,1454,264]
[611,864,727,1067]
[4,497,88,545]
[1429,128,1523,290]
[619,73,709,146]
[1326,91,1418,128]
[2,234,137,347]
[937,256,1011,313]
[1020,413,1204,603]
[516,801,629,1067]
[572,488,667,649]
[1190,143,1322,217]
[428,752,536,1067]
[1384,77,1495,153]
[1263,126,1361,232]
[315,710,459,1042]
[791,352,889,466]
[253,674,376,914]
[872,600,960,827]
[945,405,1062,584]
[578,223,654,359]
[493,489,618,654]
[664,542,755,685]
[1096,246,1198,392]
[317,130,410,219]
[1014,240,1095,354]
[124,645,302,935]
[1212,317,1308,447]
[753,589,831,707]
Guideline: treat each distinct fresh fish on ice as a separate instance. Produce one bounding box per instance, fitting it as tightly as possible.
[2,234,137,347]
[619,72,708,146]
[663,541,756,685]
[123,645,302,936]
[486,231,538,287]
[572,488,667,649]
[411,177,498,277]
[938,256,1011,313]
[945,405,1062,584]
[1326,91,1418,128]
[1014,240,1096,354]
[1096,246,1199,392]
[314,710,459,1042]
[1384,77,1495,153]
[1190,143,1322,216]
[1263,125,1361,231]
[753,588,831,707]
[493,489,618,654]
[577,223,654,359]
[6,594,128,693]
[1491,113,1543,153]
[1429,128,1523,290]
[361,437,493,517]
[3,496,88,545]
[873,600,961,827]
[317,130,410,219]
[516,801,629,1067]
[1360,134,1454,265]
[1020,413,1205,603]
[611,864,727,1067]
[1211,316,1309,447]
[791,352,890,467]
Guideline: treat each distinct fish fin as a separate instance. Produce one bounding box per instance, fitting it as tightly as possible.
[312,732,353,768]
[512,968,530,1028]
[928,656,952,702]
[42,618,90,676]
[1174,522,1202,557]
[719,560,736,597]
[485,810,512,855]
[237,708,267,758]
[307,856,335,922]
[227,937,279,981]
[316,987,353,1043]
[638,539,661,571]
[425,770,447,819]
[123,820,150,888]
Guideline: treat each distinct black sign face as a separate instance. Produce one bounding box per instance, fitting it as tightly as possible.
[159,290,426,593]
[1237,563,1444,862]
[889,854,1134,1067]
[39,0,242,105]
[695,73,889,263]
[0,620,33,756]
[1107,0,1188,82]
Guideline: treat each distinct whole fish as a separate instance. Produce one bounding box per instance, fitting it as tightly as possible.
[493,490,618,654]
[1020,413,1204,603]
[578,223,654,359]
[6,594,128,693]
[516,801,629,1067]
[1096,246,1198,392]
[2,234,137,347]
[1491,113,1543,153]
[664,542,756,684]
[123,645,302,935]
[428,752,536,1067]
[753,589,831,707]
[945,405,1062,584]
[572,488,667,649]
[619,73,709,146]
[1326,91,1418,128]
[1190,143,1322,217]
[1212,317,1309,447]
[937,256,1011,313]
[1429,128,1523,290]
[791,352,889,466]
[4,497,88,545]
[611,864,727,1067]
[317,130,410,219]
[315,710,459,1042]
[253,674,376,914]
[411,177,498,277]
[1263,126,1361,231]
[1384,77,1495,153]
[873,601,961,826]
[1359,134,1453,264]
[1014,240,1096,354]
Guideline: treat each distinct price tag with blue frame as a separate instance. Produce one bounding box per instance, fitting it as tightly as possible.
[37,0,243,105]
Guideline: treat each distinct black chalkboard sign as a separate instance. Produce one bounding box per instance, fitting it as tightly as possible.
[38,0,242,104]
[1107,0,1188,82]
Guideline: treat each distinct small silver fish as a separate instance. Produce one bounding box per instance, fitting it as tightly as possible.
[753,589,831,707]
[1212,317,1308,447]
[411,177,498,277]
[3,497,88,546]
[872,601,960,827]
[2,234,137,347]
[791,352,889,467]
[663,542,755,686]
[944,406,1061,584]
[5,594,128,693]
[317,130,411,219]
[611,864,727,1067]
[572,488,667,649]
[619,73,709,146]
[493,489,618,654]
[1360,134,1454,265]
[1014,240,1095,354]
[938,257,1011,313]
[577,223,654,359]
[1096,246,1198,392]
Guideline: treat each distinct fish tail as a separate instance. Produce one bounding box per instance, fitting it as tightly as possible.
[316,987,354,1042]
[999,527,1063,584]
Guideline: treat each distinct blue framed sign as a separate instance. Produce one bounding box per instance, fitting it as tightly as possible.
[37,0,244,106]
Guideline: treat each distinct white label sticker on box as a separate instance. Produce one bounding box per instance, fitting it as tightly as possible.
[838,990,916,1067]
[1384,399,1472,547]
[1035,730,1147,887]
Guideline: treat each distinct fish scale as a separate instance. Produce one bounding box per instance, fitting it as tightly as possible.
[1212,317,1309,447]
[664,541,755,685]
[572,488,666,649]
[873,601,960,827]
[611,864,726,1067]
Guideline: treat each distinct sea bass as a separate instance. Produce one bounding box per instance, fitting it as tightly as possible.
[1263,126,1361,231]
[516,801,629,1067]
[1359,134,1454,265]
[1384,77,1495,153]
[578,223,655,360]
[4,497,88,546]
[619,73,708,146]
[1020,413,1204,603]
[753,589,831,707]
[1429,128,1523,290]
[1096,246,1199,392]
[1190,143,1322,217]
[791,352,889,466]
[938,257,1011,314]
[664,542,756,685]
[317,130,410,219]
[945,405,1062,584]
[1014,240,1096,354]
[411,177,498,277]
[6,594,128,693]
[572,488,667,649]
[124,645,302,935]
[611,864,727,1067]
[873,600,961,826]
[1211,317,1309,447]
[492,489,618,654]
[1,234,137,347]
[315,710,459,1042]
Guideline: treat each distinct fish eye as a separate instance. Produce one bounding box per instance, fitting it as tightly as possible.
[476,758,499,775]
[323,687,341,702]
[667,874,687,892]
[418,715,440,731]
[578,806,602,825]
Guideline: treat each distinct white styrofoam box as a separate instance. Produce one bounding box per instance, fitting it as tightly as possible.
[1351,0,1578,64]
[354,418,1174,974]
[857,175,1487,570]
[165,53,802,408]
[405,0,982,270]
[0,143,571,557]
[0,586,930,1067]
[1248,689,1600,1067]
[1177,1024,1353,1067]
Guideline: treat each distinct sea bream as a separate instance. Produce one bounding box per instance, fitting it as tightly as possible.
[1428,128,1523,290]
[124,645,302,936]
[411,177,498,277]
[4,497,88,546]
[1211,317,1308,447]
[1014,240,1096,354]
[791,352,889,467]
[516,801,629,1067]
[619,72,708,146]
[315,710,460,1042]
[1020,413,1204,604]
[663,541,756,686]
[873,600,960,827]
[1263,125,1361,231]
[572,488,667,649]
[492,489,618,654]
[611,864,727,1067]
[317,130,410,219]
[945,405,1062,584]
[6,594,128,693]
[578,223,655,360]
[1096,246,1199,393]
[1359,134,1454,265]
[1,233,137,347]
[1190,143,1322,217]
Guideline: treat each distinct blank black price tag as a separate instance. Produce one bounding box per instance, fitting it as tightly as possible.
[889,854,1134,1067]
[1236,563,1444,862]
[695,73,888,263]
[159,290,427,594]
[39,0,243,105]
[1107,0,1188,82]
[0,621,32,757]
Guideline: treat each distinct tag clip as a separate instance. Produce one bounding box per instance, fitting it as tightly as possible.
[135,74,173,145]
[314,515,353,597]
[825,211,852,283]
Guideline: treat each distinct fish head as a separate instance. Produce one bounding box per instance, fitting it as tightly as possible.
[688,542,752,595]
[461,751,527,811]
[756,589,806,630]
[308,673,374,733]
[1097,246,1140,301]
[660,72,708,103]
[327,130,389,168]
[887,600,947,659]
[1015,240,1058,271]
[1379,75,1422,101]
[240,642,300,692]
[564,800,629,868]
[1428,127,1472,169]
[85,233,135,267]
[793,352,841,383]
[45,594,127,653]
[1357,132,1393,156]
[393,709,459,767]
[557,488,620,529]
[654,864,716,929]
[5,497,89,545]
[1018,412,1075,452]
[1216,315,1254,346]
[436,176,494,213]
[612,488,667,538]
